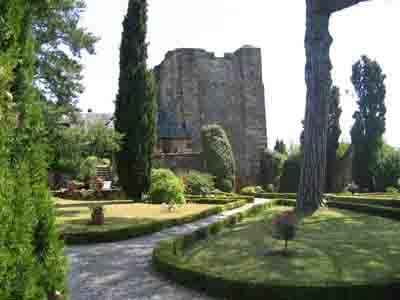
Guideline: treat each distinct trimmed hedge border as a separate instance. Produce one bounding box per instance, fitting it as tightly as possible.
[187,195,254,205]
[241,192,297,200]
[152,199,400,300]
[325,194,400,208]
[60,199,250,245]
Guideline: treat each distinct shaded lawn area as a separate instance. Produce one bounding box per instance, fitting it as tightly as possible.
[55,198,217,235]
[182,206,400,286]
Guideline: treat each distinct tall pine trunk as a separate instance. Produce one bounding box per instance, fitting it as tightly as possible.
[297,0,370,214]
[297,4,332,215]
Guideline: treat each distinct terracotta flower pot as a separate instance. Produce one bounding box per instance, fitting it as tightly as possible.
[92,212,104,225]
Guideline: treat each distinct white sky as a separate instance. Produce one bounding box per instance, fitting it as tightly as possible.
[79,0,400,148]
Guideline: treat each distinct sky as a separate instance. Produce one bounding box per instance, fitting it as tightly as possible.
[79,0,400,148]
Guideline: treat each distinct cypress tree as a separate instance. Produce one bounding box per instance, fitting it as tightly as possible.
[115,0,156,199]
[351,55,386,191]
[1,1,66,298]
[326,85,342,192]
[274,139,288,156]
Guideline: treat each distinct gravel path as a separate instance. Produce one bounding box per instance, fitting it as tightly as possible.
[67,199,269,300]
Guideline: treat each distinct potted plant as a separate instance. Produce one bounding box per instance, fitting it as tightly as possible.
[271,211,296,256]
[89,205,105,225]
[67,180,77,193]
[94,176,104,192]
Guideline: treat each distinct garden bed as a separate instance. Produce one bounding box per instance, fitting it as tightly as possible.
[153,201,400,300]
[57,198,249,244]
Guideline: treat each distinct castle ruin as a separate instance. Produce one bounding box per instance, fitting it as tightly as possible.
[154,46,268,186]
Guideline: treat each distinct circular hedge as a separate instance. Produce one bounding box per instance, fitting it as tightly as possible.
[153,199,400,300]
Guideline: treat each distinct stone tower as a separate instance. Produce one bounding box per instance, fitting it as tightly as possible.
[154,46,267,186]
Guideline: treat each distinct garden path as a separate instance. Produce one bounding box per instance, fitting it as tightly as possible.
[67,198,269,300]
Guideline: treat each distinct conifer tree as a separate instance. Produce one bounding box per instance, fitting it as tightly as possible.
[0,1,66,298]
[326,85,342,192]
[274,139,288,156]
[115,0,157,199]
[351,55,386,191]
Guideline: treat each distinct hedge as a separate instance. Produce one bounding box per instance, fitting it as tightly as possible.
[325,195,400,208]
[61,199,249,245]
[241,192,297,200]
[152,199,400,300]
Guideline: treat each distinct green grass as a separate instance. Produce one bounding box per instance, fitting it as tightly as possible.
[55,198,218,235]
[180,206,400,286]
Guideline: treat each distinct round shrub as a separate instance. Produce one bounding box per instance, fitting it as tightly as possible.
[385,186,399,194]
[240,186,264,194]
[218,178,234,193]
[149,169,185,204]
[201,124,236,192]
[184,171,215,195]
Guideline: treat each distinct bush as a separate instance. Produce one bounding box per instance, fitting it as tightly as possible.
[79,156,99,182]
[201,124,235,192]
[240,186,264,194]
[219,178,234,193]
[385,186,399,194]
[265,184,275,193]
[149,169,185,204]
[184,171,215,195]
[279,156,301,193]
[260,150,286,188]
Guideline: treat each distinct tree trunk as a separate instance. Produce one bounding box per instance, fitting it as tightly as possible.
[297,2,333,215]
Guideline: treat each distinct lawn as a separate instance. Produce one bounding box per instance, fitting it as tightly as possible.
[180,206,400,286]
[55,198,217,235]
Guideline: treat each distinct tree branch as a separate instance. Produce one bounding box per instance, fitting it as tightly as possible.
[316,0,371,14]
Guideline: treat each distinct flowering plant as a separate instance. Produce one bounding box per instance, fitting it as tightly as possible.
[271,211,296,254]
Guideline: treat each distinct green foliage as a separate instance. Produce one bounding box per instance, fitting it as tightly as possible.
[274,139,288,155]
[51,121,122,174]
[85,121,123,159]
[240,186,265,194]
[184,171,215,195]
[385,187,399,194]
[52,126,87,173]
[149,169,185,204]
[279,152,301,193]
[374,145,400,192]
[115,0,157,199]
[79,156,99,182]
[0,2,66,298]
[201,124,236,192]
[260,149,286,188]
[351,55,386,191]
[32,0,98,106]
[336,142,350,159]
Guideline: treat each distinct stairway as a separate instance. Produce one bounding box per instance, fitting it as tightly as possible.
[96,165,112,181]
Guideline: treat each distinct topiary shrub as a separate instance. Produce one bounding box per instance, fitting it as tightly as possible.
[201,124,236,192]
[149,169,185,204]
[184,171,215,195]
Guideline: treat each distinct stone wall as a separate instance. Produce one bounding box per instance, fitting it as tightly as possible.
[154,46,267,185]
